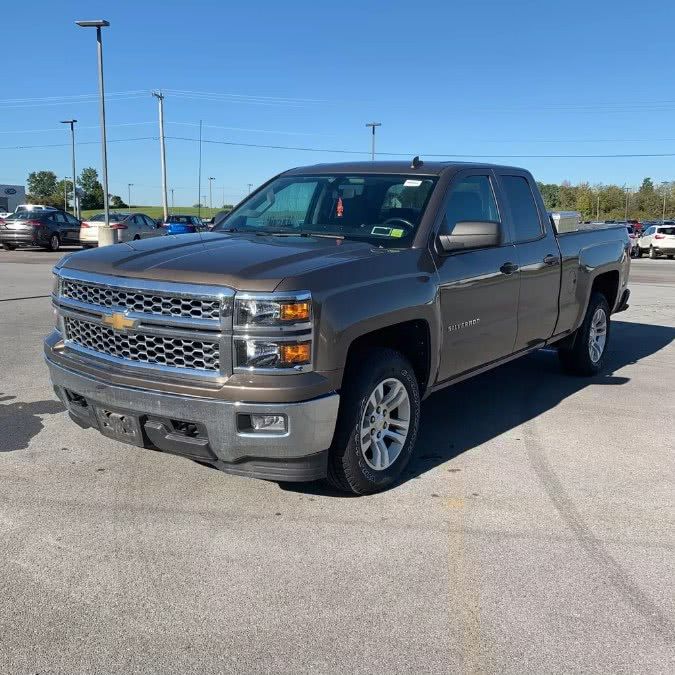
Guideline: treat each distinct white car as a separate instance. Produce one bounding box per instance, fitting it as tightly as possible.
[15,204,57,212]
[636,223,675,259]
[79,212,164,247]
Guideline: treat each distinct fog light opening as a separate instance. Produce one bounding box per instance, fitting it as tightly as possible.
[238,413,288,434]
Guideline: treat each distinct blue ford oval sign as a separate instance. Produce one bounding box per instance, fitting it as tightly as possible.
[4,188,17,195]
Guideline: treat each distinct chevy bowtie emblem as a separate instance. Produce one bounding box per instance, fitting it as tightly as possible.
[102,313,137,331]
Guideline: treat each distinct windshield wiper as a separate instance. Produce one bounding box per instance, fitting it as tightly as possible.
[255,231,344,240]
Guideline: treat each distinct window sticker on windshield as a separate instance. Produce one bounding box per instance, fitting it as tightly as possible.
[371,226,392,236]
[390,228,404,238]
[404,179,423,187]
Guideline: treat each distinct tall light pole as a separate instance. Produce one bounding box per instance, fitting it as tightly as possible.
[208,177,215,213]
[152,90,169,222]
[661,181,668,223]
[60,119,78,217]
[247,183,253,195]
[197,120,202,219]
[76,19,110,233]
[365,122,381,161]
[63,177,69,211]
[170,188,174,212]
[127,183,133,209]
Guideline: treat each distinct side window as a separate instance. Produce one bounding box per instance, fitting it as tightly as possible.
[65,214,79,225]
[143,216,154,228]
[442,175,499,234]
[55,213,68,223]
[501,175,543,242]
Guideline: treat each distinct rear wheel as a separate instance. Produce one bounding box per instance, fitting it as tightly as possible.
[2,243,16,251]
[558,292,610,376]
[46,233,60,252]
[667,255,674,260]
[327,348,420,495]
[636,247,643,258]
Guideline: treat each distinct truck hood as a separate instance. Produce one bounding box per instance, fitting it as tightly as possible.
[59,231,378,291]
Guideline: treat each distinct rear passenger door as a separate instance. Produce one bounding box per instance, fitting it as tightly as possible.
[496,171,560,350]
[435,170,519,381]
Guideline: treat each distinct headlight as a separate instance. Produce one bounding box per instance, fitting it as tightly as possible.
[233,291,313,372]
[234,292,311,328]
[234,338,311,370]
[52,273,61,297]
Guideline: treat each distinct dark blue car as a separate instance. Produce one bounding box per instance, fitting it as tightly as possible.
[161,215,205,235]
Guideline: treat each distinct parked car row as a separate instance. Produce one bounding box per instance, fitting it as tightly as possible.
[0,208,212,251]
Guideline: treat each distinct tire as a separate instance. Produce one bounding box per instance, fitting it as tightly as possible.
[327,348,421,495]
[558,292,611,376]
[649,246,657,259]
[636,247,643,258]
[2,243,16,251]
[46,233,60,252]
[82,244,96,249]
[133,234,140,241]
[667,255,674,260]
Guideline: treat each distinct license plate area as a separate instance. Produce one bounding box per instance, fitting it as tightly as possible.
[94,407,145,446]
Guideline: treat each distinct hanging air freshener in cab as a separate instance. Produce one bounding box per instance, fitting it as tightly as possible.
[336,196,344,218]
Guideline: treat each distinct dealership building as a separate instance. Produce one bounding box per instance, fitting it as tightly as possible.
[0,184,26,213]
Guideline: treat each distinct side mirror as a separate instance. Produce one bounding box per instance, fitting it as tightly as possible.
[438,220,501,252]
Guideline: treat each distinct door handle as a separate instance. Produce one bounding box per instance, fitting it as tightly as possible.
[500,262,519,275]
[543,254,560,266]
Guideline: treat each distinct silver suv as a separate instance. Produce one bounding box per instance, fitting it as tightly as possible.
[637,224,675,259]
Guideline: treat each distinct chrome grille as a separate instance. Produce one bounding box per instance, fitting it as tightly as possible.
[64,317,220,372]
[61,278,221,320]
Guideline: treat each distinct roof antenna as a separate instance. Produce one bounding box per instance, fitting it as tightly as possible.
[411,155,423,169]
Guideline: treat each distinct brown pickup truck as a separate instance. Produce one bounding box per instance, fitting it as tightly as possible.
[45,161,631,494]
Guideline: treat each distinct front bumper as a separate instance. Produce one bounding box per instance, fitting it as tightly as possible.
[46,357,340,482]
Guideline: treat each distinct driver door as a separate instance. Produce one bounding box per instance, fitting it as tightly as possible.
[434,170,519,382]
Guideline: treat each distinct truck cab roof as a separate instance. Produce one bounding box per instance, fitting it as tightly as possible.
[283,160,528,176]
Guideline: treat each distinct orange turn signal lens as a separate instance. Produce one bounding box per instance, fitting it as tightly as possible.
[279,301,310,322]
[280,342,311,364]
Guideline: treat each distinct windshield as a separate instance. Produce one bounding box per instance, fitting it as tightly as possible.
[213,174,438,246]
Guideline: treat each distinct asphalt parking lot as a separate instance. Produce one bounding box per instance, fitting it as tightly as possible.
[0,251,673,674]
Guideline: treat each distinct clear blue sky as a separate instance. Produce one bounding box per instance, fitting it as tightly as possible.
[2,0,675,206]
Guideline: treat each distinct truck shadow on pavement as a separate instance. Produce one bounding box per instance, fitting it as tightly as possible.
[283,319,674,495]
[0,394,65,452]
[405,319,674,483]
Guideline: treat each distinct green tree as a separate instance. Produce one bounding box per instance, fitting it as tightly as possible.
[78,167,105,210]
[110,195,128,208]
[537,182,560,210]
[26,170,58,199]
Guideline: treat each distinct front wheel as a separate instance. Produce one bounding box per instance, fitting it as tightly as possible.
[327,349,420,495]
[2,243,16,251]
[558,292,610,376]
[649,246,657,259]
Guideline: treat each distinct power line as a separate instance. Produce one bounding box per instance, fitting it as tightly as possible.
[4,133,675,159]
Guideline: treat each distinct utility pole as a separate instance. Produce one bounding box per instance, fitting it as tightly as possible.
[208,177,215,213]
[365,122,381,161]
[170,188,174,212]
[596,193,600,220]
[661,181,668,222]
[60,120,78,217]
[64,178,68,211]
[127,183,133,209]
[197,120,202,218]
[247,183,253,194]
[152,90,169,222]
[624,187,630,221]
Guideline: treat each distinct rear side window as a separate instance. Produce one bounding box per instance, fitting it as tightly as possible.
[659,227,675,235]
[501,175,543,242]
